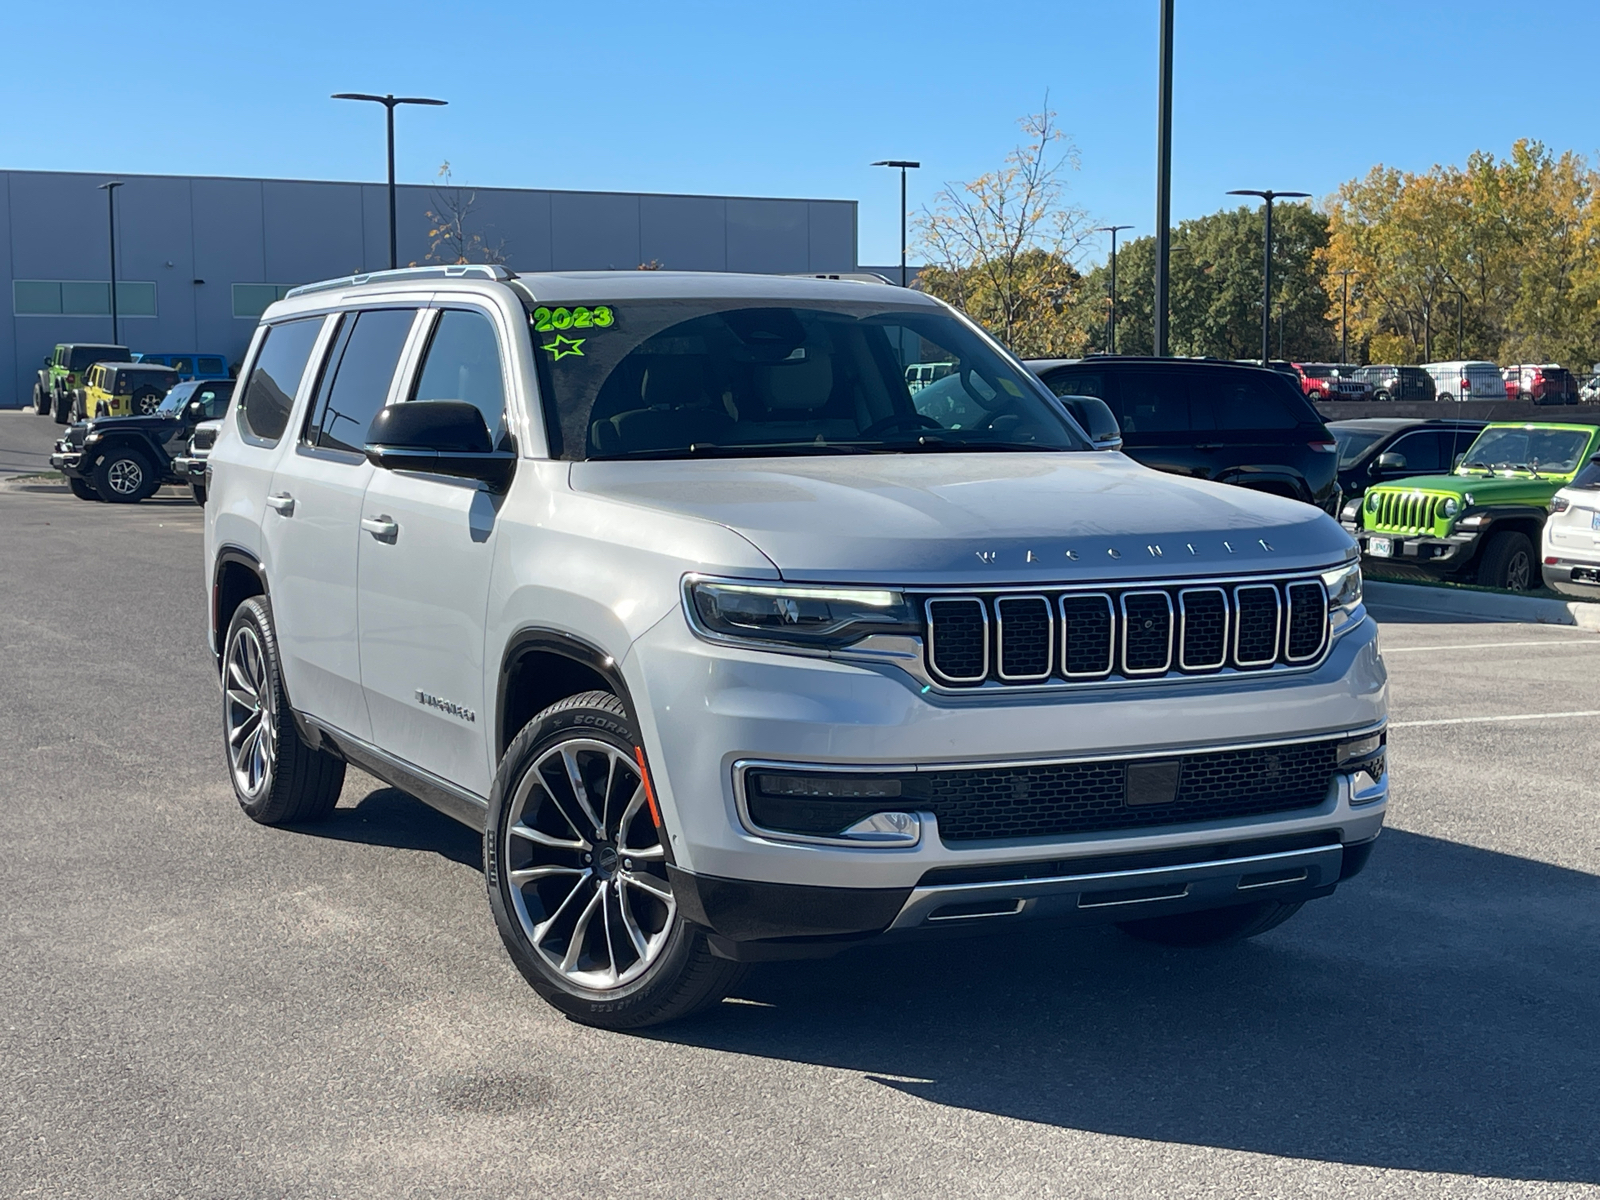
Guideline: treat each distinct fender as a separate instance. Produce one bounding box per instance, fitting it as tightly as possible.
[211,545,269,665]
[495,626,642,759]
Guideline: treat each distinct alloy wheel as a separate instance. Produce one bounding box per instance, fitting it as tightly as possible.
[1506,550,1532,591]
[225,624,276,799]
[503,738,674,991]
[106,458,144,496]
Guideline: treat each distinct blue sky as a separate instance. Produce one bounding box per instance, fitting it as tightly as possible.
[8,0,1599,267]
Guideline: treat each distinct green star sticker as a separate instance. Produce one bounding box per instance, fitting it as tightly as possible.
[542,334,586,360]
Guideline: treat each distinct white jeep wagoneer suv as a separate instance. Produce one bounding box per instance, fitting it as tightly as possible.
[204,265,1388,1029]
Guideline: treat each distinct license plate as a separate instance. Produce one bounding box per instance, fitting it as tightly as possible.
[1369,537,1393,558]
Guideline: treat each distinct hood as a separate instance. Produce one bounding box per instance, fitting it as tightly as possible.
[570,452,1353,585]
[81,413,180,436]
[1374,471,1561,506]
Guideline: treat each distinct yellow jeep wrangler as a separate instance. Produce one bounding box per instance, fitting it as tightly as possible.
[82,362,182,420]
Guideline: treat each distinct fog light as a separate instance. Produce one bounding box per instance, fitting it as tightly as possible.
[839,812,920,844]
[1336,732,1384,766]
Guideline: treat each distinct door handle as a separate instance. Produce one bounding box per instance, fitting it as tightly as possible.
[266,492,295,515]
[361,515,399,541]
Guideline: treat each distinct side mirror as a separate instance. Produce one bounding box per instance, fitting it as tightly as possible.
[185,399,204,422]
[1377,451,1407,471]
[1059,395,1122,451]
[364,400,516,491]
[1453,453,1467,469]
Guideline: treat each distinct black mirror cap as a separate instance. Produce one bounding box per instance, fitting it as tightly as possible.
[1377,451,1407,470]
[365,400,516,491]
[185,399,205,421]
[1058,394,1123,450]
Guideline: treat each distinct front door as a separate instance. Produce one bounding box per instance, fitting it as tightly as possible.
[358,306,511,797]
[263,306,419,742]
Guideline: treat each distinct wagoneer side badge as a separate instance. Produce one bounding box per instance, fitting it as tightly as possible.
[415,689,476,723]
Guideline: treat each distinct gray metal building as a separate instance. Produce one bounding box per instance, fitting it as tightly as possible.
[1,169,859,406]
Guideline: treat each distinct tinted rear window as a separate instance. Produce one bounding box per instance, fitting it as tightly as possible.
[240,318,323,444]
[1571,456,1600,489]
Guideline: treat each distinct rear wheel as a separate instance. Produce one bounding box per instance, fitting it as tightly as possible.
[223,597,345,825]
[1476,530,1535,591]
[91,448,158,503]
[32,380,49,414]
[1373,389,1391,402]
[68,390,86,422]
[51,388,72,424]
[486,691,744,1029]
[1437,392,1454,403]
[1117,900,1304,947]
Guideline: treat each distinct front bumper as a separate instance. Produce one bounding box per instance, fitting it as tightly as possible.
[1347,527,1479,573]
[49,442,86,478]
[172,453,208,481]
[625,607,1388,943]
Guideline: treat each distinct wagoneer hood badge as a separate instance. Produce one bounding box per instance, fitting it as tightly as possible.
[572,454,1353,585]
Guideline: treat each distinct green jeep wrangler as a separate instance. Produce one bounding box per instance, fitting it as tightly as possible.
[35,343,132,424]
[1344,420,1600,590]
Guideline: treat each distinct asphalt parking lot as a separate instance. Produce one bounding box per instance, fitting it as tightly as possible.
[2,410,1598,1198]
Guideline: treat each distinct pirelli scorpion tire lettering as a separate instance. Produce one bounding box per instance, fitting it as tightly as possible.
[485,690,744,1029]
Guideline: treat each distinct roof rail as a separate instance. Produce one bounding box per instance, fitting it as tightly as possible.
[284,263,517,299]
[784,272,896,285]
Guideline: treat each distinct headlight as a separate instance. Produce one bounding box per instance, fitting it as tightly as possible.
[686,579,918,650]
[1442,497,1459,517]
[1366,491,1380,511]
[84,431,102,445]
[1321,560,1364,635]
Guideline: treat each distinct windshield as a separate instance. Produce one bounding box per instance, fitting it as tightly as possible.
[1301,364,1335,379]
[1459,427,1594,474]
[156,384,196,414]
[527,299,1087,460]
[1334,428,1386,468]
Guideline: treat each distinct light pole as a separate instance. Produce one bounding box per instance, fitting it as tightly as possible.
[98,181,124,344]
[871,160,920,287]
[1096,225,1133,352]
[1227,188,1310,366]
[1153,0,1175,356]
[1334,268,1355,363]
[1455,289,1465,356]
[333,92,448,270]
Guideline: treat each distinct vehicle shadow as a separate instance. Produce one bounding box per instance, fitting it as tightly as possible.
[303,784,482,869]
[645,828,1600,1184]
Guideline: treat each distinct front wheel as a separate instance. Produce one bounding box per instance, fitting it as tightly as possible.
[1476,530,1535,591]
[1117,899,1304,947]
[190,482,207,505]
[92,448,157,503]
[33,381,50,414]
[486,691,743,1029]
[222,596,345,824]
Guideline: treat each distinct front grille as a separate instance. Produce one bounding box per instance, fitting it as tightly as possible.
[1367,491,1447,533]
[921,574,1330,688]
[920,739,1340,842]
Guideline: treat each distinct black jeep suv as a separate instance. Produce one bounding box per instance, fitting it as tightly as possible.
[51,379,233,503]
[1026,356,1341,514]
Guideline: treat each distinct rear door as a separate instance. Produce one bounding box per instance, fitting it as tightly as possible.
[1191,370,1321,498]
[357,304,512,797]
[1103,366,1212,479]
[262,306,420,742]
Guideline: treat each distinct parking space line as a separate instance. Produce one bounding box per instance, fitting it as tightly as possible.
[1393,710,1600,728]
[1385,639,1600,653]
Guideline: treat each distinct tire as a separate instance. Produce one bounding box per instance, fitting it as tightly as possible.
[486,690,744,1029]
[68,390,86,423]
[52,388,72,424]
[222,596,345,825]
[1476,530,1535,591]
[1437,392,1453,403]
[32,380,49,414]
[190,482,207,506]
[67,477,101,502]
[1373,390,1391,402]
[1117,899,1304,947]
[133,387,162,416]
[91,447,158,503]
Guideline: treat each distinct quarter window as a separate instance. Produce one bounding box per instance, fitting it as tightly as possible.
[239,318,324,444]
[308,309,417,454]
[411,309,508,444]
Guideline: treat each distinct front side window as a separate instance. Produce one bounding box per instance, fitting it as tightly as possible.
[529,299,1083,460]
[1334,429,1385,468]
[1387,431,1446,473]
[1199,373,1307,431]
[239,318,324,444]
[306,309,416,453]
[411,309,507,445]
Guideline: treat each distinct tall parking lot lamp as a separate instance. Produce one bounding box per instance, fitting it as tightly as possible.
[1096,225,1133,352]
[333,93,448,270]
[98,181,123,343]
[1334,267,1355,364]
[871,160,920,287]
[1227,188,1309,366]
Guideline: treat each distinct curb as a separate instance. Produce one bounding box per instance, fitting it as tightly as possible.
[1364,580,1600,630]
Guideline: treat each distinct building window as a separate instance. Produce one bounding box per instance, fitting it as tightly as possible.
[232,284,298,320]
[14,280,157,317]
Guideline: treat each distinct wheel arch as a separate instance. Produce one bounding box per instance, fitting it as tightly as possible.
[1474,507,1547,543]
[496,627,641,761]
[212,546,268,668]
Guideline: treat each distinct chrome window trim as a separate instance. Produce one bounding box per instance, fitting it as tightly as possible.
[995,594,1054,683]
[1232,583,1283,668]
[1058,592,1116,678]
[924,596,989,684]
[1177,586,1229,671]
[1284,579,1331,663]
[1119,590,1174,676]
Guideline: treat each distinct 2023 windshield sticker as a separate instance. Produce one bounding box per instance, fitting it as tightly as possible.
[534,306,614,360]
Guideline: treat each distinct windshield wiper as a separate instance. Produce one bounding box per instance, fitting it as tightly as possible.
[837,436,1068,453]
[591,440,871,461]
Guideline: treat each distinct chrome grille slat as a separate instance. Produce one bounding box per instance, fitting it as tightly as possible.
[919,573,1335,690]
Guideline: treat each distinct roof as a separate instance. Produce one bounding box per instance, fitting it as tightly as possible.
[1023,355,1285,374]
[1328,417,1485,432]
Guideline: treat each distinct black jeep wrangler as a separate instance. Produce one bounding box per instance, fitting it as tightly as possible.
[51,379,233,503]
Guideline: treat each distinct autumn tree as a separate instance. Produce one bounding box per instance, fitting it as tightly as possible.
[423,162,508,266]
[913,103,1095,358]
